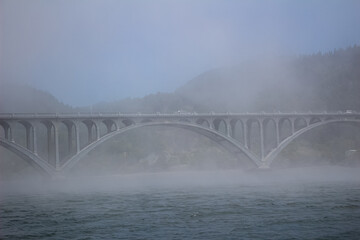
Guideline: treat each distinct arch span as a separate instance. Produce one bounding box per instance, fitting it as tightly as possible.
[263,119,360,167]
[0,138,55,176]
[60,122,261,172]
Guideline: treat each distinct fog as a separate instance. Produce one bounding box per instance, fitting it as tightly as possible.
[1,2,360,238]
[0,0,360,184]
[1,0,360,107]
[0,166,359,196]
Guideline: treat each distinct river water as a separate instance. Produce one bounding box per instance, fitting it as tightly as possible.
[1,167,360,239]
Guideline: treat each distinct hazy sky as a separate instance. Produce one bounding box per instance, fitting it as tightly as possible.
[1,0,360,107]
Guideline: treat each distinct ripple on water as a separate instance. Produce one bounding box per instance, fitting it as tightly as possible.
[1,170,360,239]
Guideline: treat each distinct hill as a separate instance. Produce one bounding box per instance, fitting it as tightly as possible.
[1,45,359,114]
[0,82,74,113]
[92,45,360,113]
[177,45,360,112]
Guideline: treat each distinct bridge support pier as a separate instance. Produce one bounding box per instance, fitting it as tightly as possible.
[275,120,280,147]
[46,124,52,163]
[74,122,81,154]
[25,125,31,150]
[44,121,60,169]
[54,123,60,170]
[31,122,38,155]
[260,121,265,160]
[291,118,295,135]
[65,123,73,155]
[6,122,16,142]
[94,120,101,140]
[226,119,232,137]
[244,121,248,148]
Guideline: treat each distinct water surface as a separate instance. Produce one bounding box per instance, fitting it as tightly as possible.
[1,168,360,239]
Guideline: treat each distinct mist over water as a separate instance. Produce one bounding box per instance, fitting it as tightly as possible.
[1,166,360,240]
[1,165,359,193]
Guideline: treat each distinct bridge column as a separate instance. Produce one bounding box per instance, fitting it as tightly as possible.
[44,121,60,169]
[3,125,10,140]
[46,123,52,163]
[260,120,265,160]
[104,120,113,134]
[94,120,100,140]
[87,123,93,143]
[3,124,11,141]
[209,118,215,130]
[53,121,60,170]
[226,119,232,137]
[83,120,96,143]
[244,120,248,148]
[69,126,73,154]
[16,120,34,151]
[25,124,32,150]
[290,118,295,135]
[73,121,81,154]
[114,119,122,130]
[30,121,38,155]
[6,121,16,142]
[64,122,73,155]
[275,119,280,146]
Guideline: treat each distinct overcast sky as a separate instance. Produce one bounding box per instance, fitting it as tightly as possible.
[1,0,360,107]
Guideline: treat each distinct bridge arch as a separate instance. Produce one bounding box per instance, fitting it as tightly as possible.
[122,119,135,127]
[213,118,228,135]
[81,119,100,142]
[246,118,261,154]
[230,119,245,143]
[278,118,293,141]
[262,118,277,156]
[17,120,35,151]
[294,117,307,131]
[309,117,321,125]
[263,119,360,167]
[0,138,54,176]
[102,119,117,134]
[0,123,5,138]
[60,122,261,172]
[196,118,210,128]
[0,120,10,139]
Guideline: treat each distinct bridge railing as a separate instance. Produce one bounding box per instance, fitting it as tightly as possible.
[0,111,359,119]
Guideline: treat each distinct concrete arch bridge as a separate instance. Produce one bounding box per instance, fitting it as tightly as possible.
[0,112,359,176]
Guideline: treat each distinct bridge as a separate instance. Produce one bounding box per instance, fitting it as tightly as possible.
[0,112,359,176]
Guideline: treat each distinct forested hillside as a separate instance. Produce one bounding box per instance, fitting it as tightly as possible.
[178,45,360,112]
[0,82,73,113]
[92,46,360,113]
[1,45,359,114]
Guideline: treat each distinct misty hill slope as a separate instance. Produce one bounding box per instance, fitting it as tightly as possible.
[0,82,73,113]
[92,45,360,113]
[1,45,359,114]
[177,45,360,112]
[91,92,207,113]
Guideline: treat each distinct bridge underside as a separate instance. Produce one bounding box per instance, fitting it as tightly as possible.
[60,122,261,173]
[0,139,55,176]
